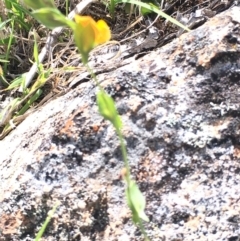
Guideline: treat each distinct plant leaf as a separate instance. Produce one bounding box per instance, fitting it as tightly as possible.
[116,0,190,32]
[97,90,122,130]
[34,202,59,241]
[23,0,55,10]
[126,180,149,224]
[32,8,71,29]
[140,2,158,15]
[17,89,42,115]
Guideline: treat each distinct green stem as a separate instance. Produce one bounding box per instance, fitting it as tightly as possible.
[116,127,130,183]
[65,0,69,16]
[85,64,131,183]
[85,63,149,240]
[138,220,150,241]
[34,202,59,241]
[86,64,99,86]
[3,19,14,73]
[110,0,115,19]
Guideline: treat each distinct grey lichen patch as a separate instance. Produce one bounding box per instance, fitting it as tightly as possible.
[0,183,110,240]
[180,122,222,148]
[210,101,240,117]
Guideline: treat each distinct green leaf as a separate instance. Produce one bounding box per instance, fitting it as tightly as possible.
[126,180,149,224]
[23,0,55,10]
[109,0,116,17]
[0,19,12,31]
[0,36,15,46]
[17,89,42,115]
[4,74,25,90]
[116,0,190,32]
[32,8,71,29]
[34,202,59,241]
[33,32,39,65]
[97,90,122,129]
[140,2,158,15]
[0,58,9,63]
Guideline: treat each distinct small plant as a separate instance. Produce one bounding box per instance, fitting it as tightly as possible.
[0,0,191,239]
[113,0,190,32]
[0,31,50,138]
[0,0,32,71]
[34,202,59,241]
[23,0,151,239]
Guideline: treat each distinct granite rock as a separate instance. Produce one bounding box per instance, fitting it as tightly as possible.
[0,6,240,241]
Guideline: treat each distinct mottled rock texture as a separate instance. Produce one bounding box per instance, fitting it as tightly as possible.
[1,6,240,241]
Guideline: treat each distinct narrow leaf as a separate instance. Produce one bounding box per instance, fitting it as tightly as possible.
[126,180,149,224]
[17,89,42,116]
[34,203,59,241]
[97,90,122,129]
[116,0,190,32]
[23,0,55,10]
[32,8,70,29]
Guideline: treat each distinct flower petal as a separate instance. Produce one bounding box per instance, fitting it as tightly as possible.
[74,15,111,64]
[74,15,96,63]
[95,20,111,45]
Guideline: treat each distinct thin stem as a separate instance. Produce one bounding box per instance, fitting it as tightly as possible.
[86,63,149,241]
[3,19,14,72]
[138,221,150,241]
[65,0,69,16]
[116,128,130,183]
[86,64,131,183]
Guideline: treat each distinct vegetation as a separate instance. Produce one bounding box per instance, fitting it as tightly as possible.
[0,0,190,240]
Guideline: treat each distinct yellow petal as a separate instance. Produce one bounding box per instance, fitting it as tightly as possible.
[73,15,111,63]
[75,15,98,32]
[74,15,96,63]
[95,20,111,45]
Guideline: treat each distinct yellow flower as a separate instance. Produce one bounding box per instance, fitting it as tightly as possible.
[74,15,111,64]
[94,20,111,45]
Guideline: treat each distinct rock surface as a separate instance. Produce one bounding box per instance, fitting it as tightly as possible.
[1,6,240,241]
